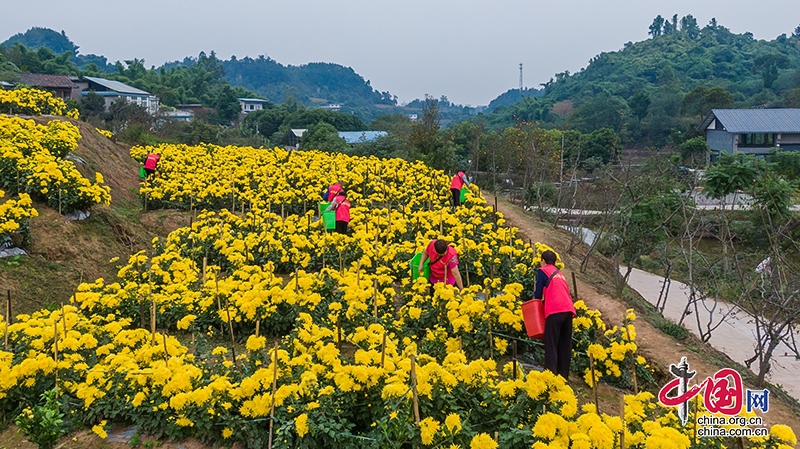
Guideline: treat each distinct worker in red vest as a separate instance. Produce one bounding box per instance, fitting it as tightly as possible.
[143,153,161,178]
[418,239,464,291]
[449,171,470,207]
[323,181,343,202]
[325,190,351,234]
[534,250,576,380]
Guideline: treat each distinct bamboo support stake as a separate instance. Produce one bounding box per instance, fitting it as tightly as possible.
[620,395,626,449]
[439,208,443,235]
[590,353,599,414]
[225,298,237,368]
[337,315,342,350]
[572,272,579,299]
[6,290,10,326]
[295,267,300,293]
[61,303,67,338]
[53,317,59,391]
[410,355,420,424]
[380,333,386,369]
[267,342,279,449]
[512,340,518,379]
[3,294,8,350]
[255,320,260,338]
[373,278,379,319]
[202,257,207,284]
[162,334,169,362]
[149,269,156,345]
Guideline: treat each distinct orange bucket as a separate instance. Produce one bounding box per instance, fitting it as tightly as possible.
[521,299,546,340]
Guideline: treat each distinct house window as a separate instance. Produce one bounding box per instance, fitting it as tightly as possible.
[739,133,774,147]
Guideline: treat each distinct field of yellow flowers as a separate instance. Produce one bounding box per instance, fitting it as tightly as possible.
[0,128,795,448]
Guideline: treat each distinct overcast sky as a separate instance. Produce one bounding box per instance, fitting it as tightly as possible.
[2,0,798,106]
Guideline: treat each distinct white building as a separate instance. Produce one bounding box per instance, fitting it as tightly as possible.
[238,98,270,114]
[79,76,160,115]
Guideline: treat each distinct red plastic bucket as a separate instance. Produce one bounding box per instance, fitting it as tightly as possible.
[521,299,546,340]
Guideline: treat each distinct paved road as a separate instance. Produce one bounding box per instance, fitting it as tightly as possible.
[622,266,800,401]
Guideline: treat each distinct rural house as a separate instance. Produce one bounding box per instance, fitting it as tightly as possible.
[17,73,80,100]
[238,98,270,114]
[698,109,800,160]
[77,76,160,115]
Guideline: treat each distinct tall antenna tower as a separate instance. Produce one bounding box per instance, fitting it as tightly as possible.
[519,63,524,92]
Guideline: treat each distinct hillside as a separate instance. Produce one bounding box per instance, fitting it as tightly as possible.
[0,119,189,313]
[481,18,800,144]
[0,83,797,447]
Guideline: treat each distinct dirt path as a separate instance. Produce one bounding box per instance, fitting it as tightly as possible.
[495,197,800,437]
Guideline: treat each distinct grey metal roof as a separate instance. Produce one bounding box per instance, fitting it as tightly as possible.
[84,76,151,95]
[699,109,800,133]
[338,131,387,144]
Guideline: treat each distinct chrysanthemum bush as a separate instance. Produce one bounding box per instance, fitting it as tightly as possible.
[0,88,80,118]
[0,189,38,243]
[0,148,795,448]
[0,115,111,213]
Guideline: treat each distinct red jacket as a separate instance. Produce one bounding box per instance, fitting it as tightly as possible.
[539,264,576,318]
[450,172,466,190]
[144,153,160,170]
[332,195,350,222]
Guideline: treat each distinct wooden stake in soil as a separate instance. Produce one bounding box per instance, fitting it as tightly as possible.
[255,320,260,338]
[337,314,342,350]
[295,267,300,293]
[3,293,8,350]
[53,317,59,392]
[61,303,67,338]
[589,353,599,414]
[410,355,421,424]
[373,278,379,319]
[439,208,443,235]
[380,333,386,368]
[162,334,169,362]
[620,395,626,449]
[267,342,279,449]
[225,298,237,368]
[572,272,579,299]
[512,340,518,379]
[5,290,10,326]
[149,269,156,345]
[202,257,207,284]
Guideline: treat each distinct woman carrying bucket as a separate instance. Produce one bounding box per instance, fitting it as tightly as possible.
[533,250,576,380]
[418,239,464,291]
[325,190,351,235]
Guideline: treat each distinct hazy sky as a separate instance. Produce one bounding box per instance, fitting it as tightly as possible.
[2,0,798,106]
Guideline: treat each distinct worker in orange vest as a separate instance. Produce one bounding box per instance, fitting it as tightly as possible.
[325,190,351,234]
[143,153,161,178]
[534,250,576,380]
[450,171,470,207]
[418,239,464,291]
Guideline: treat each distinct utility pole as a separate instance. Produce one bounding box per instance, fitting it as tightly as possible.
[519,63,524,92]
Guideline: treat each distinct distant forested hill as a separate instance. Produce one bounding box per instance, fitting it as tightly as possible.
[164,54,397,109]
[481,17,800,144]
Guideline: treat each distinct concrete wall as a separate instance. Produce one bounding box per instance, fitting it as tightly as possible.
[706,130,734,153]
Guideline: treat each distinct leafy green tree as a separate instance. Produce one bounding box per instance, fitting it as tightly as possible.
[15,389,66,449]
[753,54,790,89]
[681,86,734,119]
[409,95,442,163]
[569,95,629,133]
[369,114,410,135]
[679,136,709,167]
[79,91,106,117]
[649,15,664,37]
[680,15,701,39]
[301,122,348,152]
[628,91,651,121]
[703,153,760,199]
[211,84,241,124]
[583,128,620,165]
[793,24,800,38]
